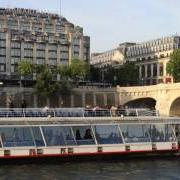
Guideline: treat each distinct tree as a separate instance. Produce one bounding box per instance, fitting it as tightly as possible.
[167,49,180,82]
[18,60,34,75]
[70,59,89,81]
[104,66,116,83]
[88,65,101,82]
[35,65,60,98]
[17,62,73,100]
[116,62,139,86]
[57,65,71,80]
[17,60,34,87]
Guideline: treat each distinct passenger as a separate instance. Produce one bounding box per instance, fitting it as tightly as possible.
[8,97,14,111]
[43,106,49,112]
[76,130,82,140]
[110,106,117,116]
[21,99,27,110]
[84,129,92,139]
[43,106,51,117]
[109,132,117,139]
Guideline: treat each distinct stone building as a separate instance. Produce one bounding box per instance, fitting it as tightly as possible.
[0,8,90,85]
[90,43,134,68]
[126,36,180,85]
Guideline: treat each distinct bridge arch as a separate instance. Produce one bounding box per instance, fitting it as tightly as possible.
[169,97,180,116]
[124,97,156,109]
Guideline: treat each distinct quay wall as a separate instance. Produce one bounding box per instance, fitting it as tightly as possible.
[1,83,180,116]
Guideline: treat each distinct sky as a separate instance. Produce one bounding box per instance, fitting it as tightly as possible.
[1,0,180,53]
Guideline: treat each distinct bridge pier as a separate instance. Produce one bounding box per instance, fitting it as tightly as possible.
[155,101,170,117]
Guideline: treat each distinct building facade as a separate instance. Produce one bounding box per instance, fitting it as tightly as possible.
[0,8,90,83]
[126,36,180,85]
[90,43,134,68]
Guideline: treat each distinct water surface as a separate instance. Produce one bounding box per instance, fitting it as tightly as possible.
[0,158,180,180]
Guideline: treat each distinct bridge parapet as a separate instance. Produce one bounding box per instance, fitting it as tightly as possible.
[117,83,180,116]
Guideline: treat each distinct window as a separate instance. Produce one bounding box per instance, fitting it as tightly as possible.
[56,24,65,33]
[0,127,34,147]
[0,49,6,56]
[49,59,57,65]
[24,43,33,49]
[60,45,69,52]
[42,126,76,146]
[11,42,20,48]
[148,124,175,142]
[11,58,20,64]
[60,52,69,59]
[36,58,45,65]
[37,43,45,50]
[73,126,95,145]
[141,65,145,78]
[20,21,31,31]
[93,125,123,144]
[0,40,6,48]
[36,50,45,58]
[147,64,151,78]
[45,23,54,33]
[24,49,33,57]
[49,45,57,51]
[33,22,42,32]
[11,49,20,57]
[31,127,45,147]
[0,32,6,40]
[120,124,150,143]
[159,63,163,76]
[0,65,5,72]
[153,63,157,77]
[49,51,57,59]
[0,57,5,64]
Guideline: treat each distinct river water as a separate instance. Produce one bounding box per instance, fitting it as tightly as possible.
[0,158,180,180]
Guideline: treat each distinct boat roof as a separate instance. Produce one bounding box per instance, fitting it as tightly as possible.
[0,108,179,126]
[0,116,180,126]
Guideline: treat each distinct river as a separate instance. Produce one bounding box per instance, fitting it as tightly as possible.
[0,158,180,180]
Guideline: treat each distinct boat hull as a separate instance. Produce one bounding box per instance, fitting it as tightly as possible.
[0,149,179,164]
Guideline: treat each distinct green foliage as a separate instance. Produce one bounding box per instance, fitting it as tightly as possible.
[35,65,59,98]
[70,59,90,81]
[57,65,71,80]
[17,60,34,76]
[97,62,139,86]
[88,65,101,82]
[17,58,91,98]
[167,49,180,82]
[104,67,116,83]
[58,80,72,96]
[116,62,139,86]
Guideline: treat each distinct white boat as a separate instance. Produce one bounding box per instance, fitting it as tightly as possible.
[0,108,179,163]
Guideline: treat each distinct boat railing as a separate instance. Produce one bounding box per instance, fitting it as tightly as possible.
[116,108,159,117]
[0,108,159,118]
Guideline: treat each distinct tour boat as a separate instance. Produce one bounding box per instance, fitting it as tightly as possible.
[0,108,179,163]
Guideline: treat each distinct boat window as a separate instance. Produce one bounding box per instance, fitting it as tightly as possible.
[120,124,151,143]
[165,125,176,142]
[0,127,34,147]
[63,127,76,145]
[93,125,123,144]
[72,126,95,145]
[149,124,176,142]
[42,126,76,146]
[31,127,45,146]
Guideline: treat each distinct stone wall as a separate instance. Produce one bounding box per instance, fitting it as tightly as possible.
[0,86,118,108]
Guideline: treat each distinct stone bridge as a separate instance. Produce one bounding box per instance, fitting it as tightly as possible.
[117,83,180,116]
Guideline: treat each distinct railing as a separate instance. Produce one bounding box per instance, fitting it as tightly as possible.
[116,108,159,117]
[0,108,159,118]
